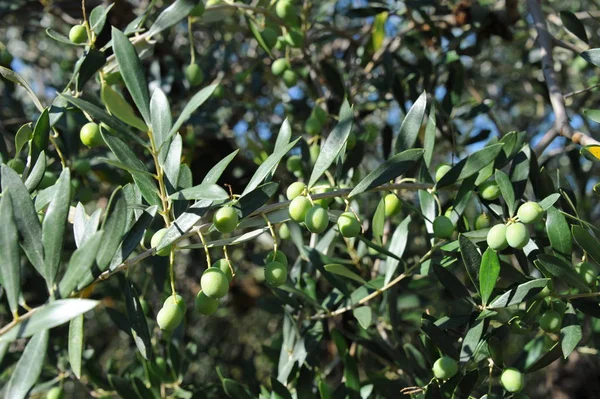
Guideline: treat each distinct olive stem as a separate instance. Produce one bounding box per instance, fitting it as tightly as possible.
[169,247,176,295]
[262,213,278,254]
[223,246,235,279]
[187,17,196,65]
[197,230,212,266]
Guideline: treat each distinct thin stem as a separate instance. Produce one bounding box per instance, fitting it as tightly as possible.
[198,230,211,266]
[148,130,171,226]
[263,213,277,253]
[169,247,176,295]
[223,246,235,278]
[187,17,196,65]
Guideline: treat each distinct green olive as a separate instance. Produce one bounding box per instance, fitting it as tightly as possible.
[474,213,491,230]
[282,70,298,87]
[384,194,402,217]
[289,196,312,222]
[80,122,103,148]
[479,180,501,201]
[347,131,357,150]
[506,222,529,249]
[286,181,306,200]
[151,228,171,257]
[201,268,229,298]
[575,261,599,286]
[213,206,239,233]
[487,224,508,251]
[305,206,329,233]
[46,387,64,399]
[185,63,204,86]
[156,295,186,331]
[265,261,287,286]
[312,181,334,208]
[539,309,562,333]
[433,216,454,239]
[69,24,88,44]
[337,212,361,238]
[212,259,233,282]
[500,368,525,393]
[517,201,544,224]
[265,250,288,267]
[279,223,290,240]
[275,0,299,26]
[286,155,303,175]
[305,116,322,136]
[195,290,219,315]
[432,356,458,380]
[271,58,288,76]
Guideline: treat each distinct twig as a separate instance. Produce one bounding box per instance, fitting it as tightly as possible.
[564,84,600,99]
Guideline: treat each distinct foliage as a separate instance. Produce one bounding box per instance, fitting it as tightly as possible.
[1,1,600,398]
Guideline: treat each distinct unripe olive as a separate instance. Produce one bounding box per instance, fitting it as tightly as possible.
[271,58,288,76]
[73,159,91,176]
[212,259,233,282]
[289,196,312,222]
[157,295,186,331]
[7,158,25,174]
[261,27,279,49]
[506,222,529,249]
[195,290,219,315]
[282,70,298,87]
[384,194,402,217]
[305,116,321,136]
[279,223,290,240]
[213,206,239,233]
[433,216,454,239]
[274,36,287,51]
[435,163,452,182]
[312,181,333,208]
[284,29,304,48]
[305,206,329,233]
[286,181,306,200]
[38,171,58,190]
[487,224,508,251]
[500,368,525,393]
[151,228,171,257]
[80,122,103,148]
[46,387,64,399]
[201,268,229,298]
[539,309,562,333]
[265,250,288,267]
[575,261,599,286]
[474,213,491,230]
[432,356,458,380]
[189,1,205,17]
[69,24,88,44]
[310,144,320,164]
[479,180,501,201]
[0,49,13,66]
[185,63,204,87]
[286,155,302,175]
[517,201,544,224]
[337,211,361,238]
[265,261,287,286]
[275,0,298,26]
[213,85,224,98]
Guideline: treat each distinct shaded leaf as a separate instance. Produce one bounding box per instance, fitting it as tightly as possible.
[546,206,572,257]
[479,248,500,306]
[203,149,239,184]
[58,231,103,297]
[325,264,368,285]
[109,205,158,270]
[437,144,504,188]
[4,330,49,399]
[68,315,84,379]
[432,264,470,299]
[353,306,373,329]
[459,235,481,293]
[24,150,46,192]
[393,91,427,154]
[572,225,600,264]
[96,187,128,272]
[560,302,581,358]
[488,278,550,308]
[495,169,515,216]
[561,11,588,43]
[147,0,197,37]
[167,84,218,142]
[242,139,300,196]
[169,182,228,201]
[384,215,411,284]
[101,84,147,131]
[459,319,484,363]
[30,108,50,166]
[120,276,153,360]
[536,254,590,292]
[0,193,20,314]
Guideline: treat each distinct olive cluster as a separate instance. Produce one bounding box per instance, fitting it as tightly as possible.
[486,202,544,251]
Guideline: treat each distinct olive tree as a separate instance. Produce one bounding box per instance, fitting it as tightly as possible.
[1,0,600,398]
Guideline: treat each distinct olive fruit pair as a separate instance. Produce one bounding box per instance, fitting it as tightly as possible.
[487,222,529,251]
[270,58,298,87]
[157,294,186,331]
[69,24,88,44]
[213,206,239,233]
[80,122,104,148]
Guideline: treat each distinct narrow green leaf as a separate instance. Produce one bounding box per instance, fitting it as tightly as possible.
[246,15,273,57]
[24,150,46,192]
[184,228,268,249]
[308,100,353,187]
[76,49,107,91]
[488,278,550,308]
[147,0,197,37]
[158,200,213,250]
[546,206,572,257]
[437,144,505,188]
[167,84,218,140]
[479,248,500,306]
[421,318,460,359]
[271,376,293,399]
[120,276,153,360]
[101,131,161,206]
[30,108,50,166]
[273,119,292,154]
[150,88,172,152]
[203,149,239,184]
[5,330,49,399]
[393,91,427,154]
[539,193,560,210]
[0,299,98,343]
[560,11,588,43]
[432,264,471,299]
[59,93,146,147]
[459,320,484,363]
[162,133,182,194]
[580,48,600,67]
[0,194,21,314]
[111,27,151,124]
[96,187,128,271]
[525,341,562,373]
[242,139,300,196]
[572,225,600,264]
[58,231,103,297]
[423,103,436,167]
[372,196,385,244]
[42,169,71,288]
[384,215,411,284]
[352,306,373,329]
[68,315,84,379]
[458,235,481,293]
[536,254,590,292]
[560,302,581,358]
[357,236,402,261]
[348,148,423,197]
[169,182,229,200]
[0,66,45,111]
[46,28,78,45]
[494,169,515,216]
[101,84,147,131]
[109,205,158,270]
[14,123,33,155]
[325,264,368,285]
[1,165,44,276]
